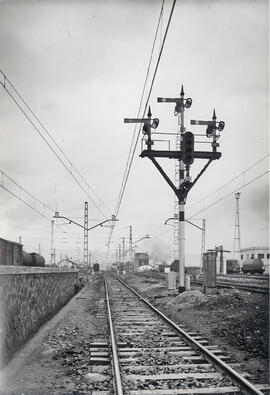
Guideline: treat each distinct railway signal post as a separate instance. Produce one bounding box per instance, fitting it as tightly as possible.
[124,86,225,292]
[157,86,192,292]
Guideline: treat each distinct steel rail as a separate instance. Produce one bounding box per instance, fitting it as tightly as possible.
[218,274,269,281]
[191,279,269,294]
[112,274,264,395]
[104,275,124,395]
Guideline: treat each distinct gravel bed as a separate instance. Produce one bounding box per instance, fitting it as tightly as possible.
[124,273,269,384]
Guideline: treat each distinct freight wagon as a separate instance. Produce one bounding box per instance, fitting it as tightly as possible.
[0,237,45,267]
[242,258,265,275]
[22,251,45,267]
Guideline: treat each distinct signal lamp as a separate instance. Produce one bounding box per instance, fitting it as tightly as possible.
[185,98,192,108]
[217,121,225,131]
[151,118,159,129]
[182,131,194,165]
[142,123,150,134]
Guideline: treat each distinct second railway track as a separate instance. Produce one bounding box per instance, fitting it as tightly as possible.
[95,274,269,395]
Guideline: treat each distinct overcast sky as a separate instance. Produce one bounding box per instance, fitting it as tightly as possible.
[0,0,268,268]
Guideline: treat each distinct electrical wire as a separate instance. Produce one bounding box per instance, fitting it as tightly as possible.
[105,0,176,263]
[114,0,165,217]
[0,173,81,245]
[188,170,269,219]
[1,170,54,213]
[115,0,176,217]
[188,153,269,210]
[105,169,269,259]
[0,70,109,218]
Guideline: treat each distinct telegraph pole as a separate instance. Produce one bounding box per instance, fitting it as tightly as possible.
[125,86,225,293]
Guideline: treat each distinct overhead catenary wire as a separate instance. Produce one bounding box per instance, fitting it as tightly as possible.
[0,70,109,219]
[188,170,269,219]
[188,153,269,210]
[0,171,81,245]
[106,166,269,260]
[115,0,176,218]
[114,0,165,217]
[105,0,176,264]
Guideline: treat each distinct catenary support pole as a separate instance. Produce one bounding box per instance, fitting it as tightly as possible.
[201,219,206,274]
[50,220,54,266]
[84,202,89,269]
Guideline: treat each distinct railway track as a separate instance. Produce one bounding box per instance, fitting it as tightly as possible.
[190,279,269,294]
[219,274,269,281]
[135,271,269,294]
[92,274,268,394]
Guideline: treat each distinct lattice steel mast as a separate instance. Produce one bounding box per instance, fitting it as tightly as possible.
[233,192,241,263]
[84,202,89,268]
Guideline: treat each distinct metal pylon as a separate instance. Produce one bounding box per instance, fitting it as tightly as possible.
[50,220,54,265]
[233,192,241,263]
[84,202,89,268]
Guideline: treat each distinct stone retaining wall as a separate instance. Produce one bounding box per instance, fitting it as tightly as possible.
[0,267,79,367]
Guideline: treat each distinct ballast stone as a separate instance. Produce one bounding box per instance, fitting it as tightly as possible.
[84,372,108,383]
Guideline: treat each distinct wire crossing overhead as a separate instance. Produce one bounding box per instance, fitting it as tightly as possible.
[113,0,175,219]
[0,170,81,244]
[187,153,269,218]
[105,0,175,264]
[0,69,109,219]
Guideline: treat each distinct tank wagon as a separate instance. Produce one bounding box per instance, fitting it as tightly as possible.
[93,263,100,273]
[22,251,45,267]
[242,258,265,275]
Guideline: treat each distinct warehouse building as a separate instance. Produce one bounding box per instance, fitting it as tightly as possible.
[0,238,23,266]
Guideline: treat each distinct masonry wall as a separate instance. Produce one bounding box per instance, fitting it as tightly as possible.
[0,267,79,367]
